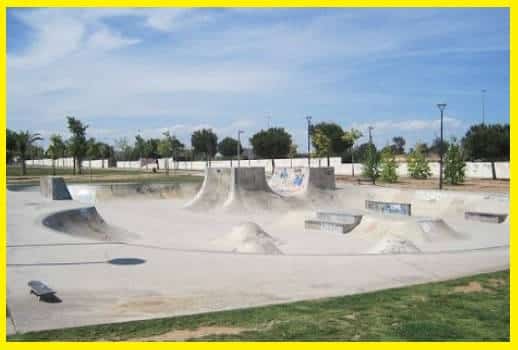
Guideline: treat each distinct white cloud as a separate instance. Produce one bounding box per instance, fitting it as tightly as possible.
[86,28,140,50]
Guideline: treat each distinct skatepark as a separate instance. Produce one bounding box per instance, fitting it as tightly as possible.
[6,167,509,334]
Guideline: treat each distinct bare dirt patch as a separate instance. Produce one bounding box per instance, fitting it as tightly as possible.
[452,281,488,294]
[132,326,250,341]
[487,278,507,288]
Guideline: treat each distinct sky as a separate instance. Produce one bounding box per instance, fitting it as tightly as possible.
[7,7,509,151]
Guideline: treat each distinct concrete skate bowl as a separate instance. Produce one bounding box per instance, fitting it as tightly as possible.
[7,184,40,192]
[42,206,138,241]
[185,167,286,213]
[67,182,200,204]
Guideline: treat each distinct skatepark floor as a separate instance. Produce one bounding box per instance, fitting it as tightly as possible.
[6,179,509,336]
[8,269,509,341]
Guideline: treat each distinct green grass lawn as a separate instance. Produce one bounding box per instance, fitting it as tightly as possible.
[6,166,203,185]
[8,270,509,342]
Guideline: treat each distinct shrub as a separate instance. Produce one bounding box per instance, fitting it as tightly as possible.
[361,144,380,184]
[379,148,398,183]
[407,146,432,179]
[443,141,466,185]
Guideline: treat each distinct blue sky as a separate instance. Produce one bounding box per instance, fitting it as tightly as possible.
[7,8,509,150]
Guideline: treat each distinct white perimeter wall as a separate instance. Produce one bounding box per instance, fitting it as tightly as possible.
[25,157,509,179]
[25,158,109,169]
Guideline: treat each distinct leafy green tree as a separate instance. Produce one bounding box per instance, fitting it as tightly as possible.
[46,134,66,175]
[133,135,147,159]
[407,144,432,179]
[191,129,218,164]
[352,142,373,163]
[462,123,509,179]
[430,137,449,157]
[66,116,88,175]
[444,140,466,185]
[114,137,134,161]
[86,138,102,159]
[391,136,406,155]
[312,128,332,166]
[14,130,43,175]
[342,128,363,175]
[362,143,379,184]
[250,128,292,171]
[311,122,352,158]
[379,147,398,183]
[158,131,184,159]
[97,142,114,167]
[217,137,242,158]
[7,129,17,164]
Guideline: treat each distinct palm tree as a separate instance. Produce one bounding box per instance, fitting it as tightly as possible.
[15,131,43,176]
[46,134,66,175]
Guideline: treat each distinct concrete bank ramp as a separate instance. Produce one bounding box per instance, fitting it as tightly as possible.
[351,214,466,243]
[184,168,233,210]
[68,182,195,204]
[42,206,137,241]
[40,176,72,200]
[269,167,336,196]
[185,167,286,212]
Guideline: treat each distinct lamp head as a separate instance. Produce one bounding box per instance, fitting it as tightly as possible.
[437,103,447,112]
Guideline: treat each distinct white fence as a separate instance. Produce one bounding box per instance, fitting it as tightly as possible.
[25,158,109,169]
[334,161,509,180]
[25,157,510,179]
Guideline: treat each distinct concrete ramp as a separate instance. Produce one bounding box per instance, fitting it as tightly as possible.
[269,167,335,196]
[184,168,232,210]
[42,206,136,241]
[185,167,286,212]
[40,176,72,200]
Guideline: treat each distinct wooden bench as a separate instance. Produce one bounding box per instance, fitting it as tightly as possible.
[28,280,56,300]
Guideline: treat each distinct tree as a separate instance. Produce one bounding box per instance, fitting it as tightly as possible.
[249,128,292,172]
[379,147,398,183]
[342,128,363,175]
[391,136,406,155]
[444,140,466,185]
[362,143,379,184]
[311,122,352,158]
[66,116,88,175]
[133,135,147,159]
[114,137,134,161]
[191,129,218,165]
[312,128,332,167]
[46,134,66,175]
[352,142,373,163]
[7,129,17,164]
[14,130,43,175]
[97,142,114,167]
[462,123,509,179]
[430,137,449,157]
[158,131,184,159]
[407,144,432,179]
[217,137,242,158]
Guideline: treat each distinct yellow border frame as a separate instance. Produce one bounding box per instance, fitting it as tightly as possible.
[1,1,513,348]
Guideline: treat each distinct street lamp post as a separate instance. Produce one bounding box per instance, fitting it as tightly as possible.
[306,116,312,167]
[437,103,447,190]
[237,130,244,168]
